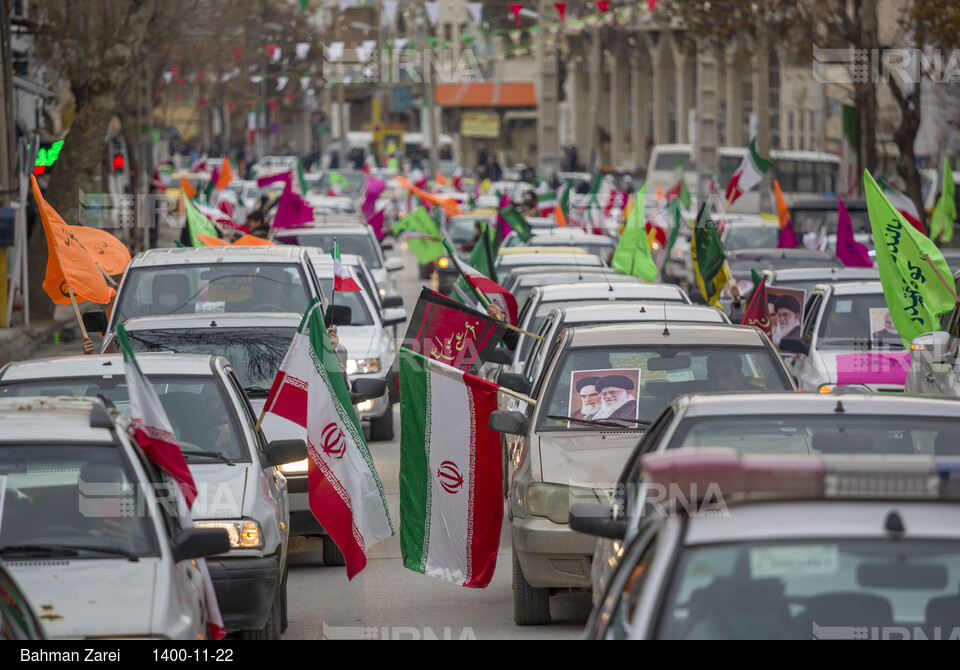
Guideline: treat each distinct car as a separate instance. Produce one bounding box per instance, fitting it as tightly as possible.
[306,194,360,217]
[588,391,960,604]
[85,246,330,337]
[939,249,960,275]
[525,232,618,262]
[318,169,366,195]
[0,355,302,639]
[578,447,960,639]
[251,155,299,177]
[309,257,407,441]
[494,248,607,285]
[720,215,780,252]
[790,198,872,245]
[502,267,641,318]
[272,224,404,300]
[505,282,693,381]
[719,248,845,311]
[0,396,230,640]
[487,322,794,625]
[779,281,909,393]
[763,266,880,298]
[905,269,960,397]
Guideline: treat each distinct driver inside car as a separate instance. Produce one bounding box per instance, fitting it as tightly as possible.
[240,267,296,313]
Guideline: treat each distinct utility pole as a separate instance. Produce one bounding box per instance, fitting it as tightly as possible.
[537,0,559,178]
[0,0,13,205]
[696,45,719,206]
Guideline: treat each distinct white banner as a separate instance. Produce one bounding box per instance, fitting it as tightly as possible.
[326,41,345,63]
[295,42,310,60]
[424,1,439,27]
[467,2,482,24]
[382,0,399,25]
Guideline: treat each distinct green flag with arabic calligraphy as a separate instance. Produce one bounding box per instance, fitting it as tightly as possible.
[865,170,958,348]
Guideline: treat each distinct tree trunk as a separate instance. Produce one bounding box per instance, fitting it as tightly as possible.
[858,0,880,177]
[28,0,158,320]
[890,77,925,228]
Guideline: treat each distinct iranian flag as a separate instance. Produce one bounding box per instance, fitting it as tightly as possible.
[331,241,362,292]
[444,238,518,324]
[537,191,558,216]
[725,137,771,205]
[399,348,502,588]
[116,323,225,640]
[878,177,925,234]
[263,302,393,579]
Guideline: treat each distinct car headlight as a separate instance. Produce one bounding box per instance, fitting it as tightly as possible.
[357,399,374,412]
[279,458,308,474]
[818,384,834,393]
[379,287,387,299]
[524,483,600,525]
[437,256,450,269]
[194,520,263,549]
[347,358,381,375]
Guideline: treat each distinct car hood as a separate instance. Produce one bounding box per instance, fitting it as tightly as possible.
[537,431,642,496]
[7,560,157,638]
[188,463,248,519]
[336,325,384,361]
[817,349,911,388]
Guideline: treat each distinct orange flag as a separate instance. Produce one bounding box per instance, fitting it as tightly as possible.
[655,184,664,201]
[774,179,790,229]
[69,226,132,276]
[196,234,230,247]
[555,204,567,227]
[180,176,197,199]
[435,172,447,186]
[31,176,115,305]
[216,161,234,191]
[232,234,275,246]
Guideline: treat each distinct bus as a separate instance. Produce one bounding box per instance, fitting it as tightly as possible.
[718,147,841,213]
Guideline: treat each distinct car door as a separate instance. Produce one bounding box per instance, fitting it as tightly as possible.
[794,289,825,389]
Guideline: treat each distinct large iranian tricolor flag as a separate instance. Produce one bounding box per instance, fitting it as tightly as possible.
[263,301,393,579]
[724,137,771,205]
[398,348,503,588]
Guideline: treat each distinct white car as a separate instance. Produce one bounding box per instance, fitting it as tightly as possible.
[0,354,302,639]
[0,397,230,639]
[779,281,910,393]
[905,269,960,398]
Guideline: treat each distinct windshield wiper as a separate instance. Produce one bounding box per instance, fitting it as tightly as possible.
[548,414,647,429]
[243,385,272,398]
[0,543,140,561]
[183,450,236,466]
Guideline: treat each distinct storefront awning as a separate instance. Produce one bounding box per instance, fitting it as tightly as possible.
[434,82,537,108]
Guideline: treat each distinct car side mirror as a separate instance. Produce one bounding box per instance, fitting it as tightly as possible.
[497,372,532,396]
[325,304,352,326]
[778,337,810,356]
[381,307,407,327]
[910,331,952,366]
[381,242,395,251]
[172,527,231,562]
[351,377,387,402]
[262,439,307,468]
[569,503,627,540]
[486,347,513,366]
[83,310,108,335]
[385,257,404,272]
[381,295,403,309]
[489,410,529,436]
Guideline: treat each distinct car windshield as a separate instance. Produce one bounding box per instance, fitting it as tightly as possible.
[654,153,694,171]
[817,292,903,349]
[0,377,249,463]
[727,255,842,273]
[539,346,788,432]
[448,218,485,245]
[277,232,382,268]
[655,539,960,640]
[530,239,615,258]
[792,207,871,237]
[667,415,960,456]
[724,226,780,252]
[115,264,309,324]
[317,278,374,326]
[119,328,296,392]
[0,444,158,558]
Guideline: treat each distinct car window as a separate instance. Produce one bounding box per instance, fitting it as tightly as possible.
[0,443,159,558]
[655,539,960,640]
[723,226,780,252]
[0,377,250,463]
[277,232,382,269]
[538,346,789,432]
[115,264,309,323]
[317,278,374,326]
[604,533,659,640]
[801,292,823,341]
[816,292,903,349]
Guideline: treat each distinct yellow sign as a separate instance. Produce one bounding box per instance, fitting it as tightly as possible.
[461,111,500,138]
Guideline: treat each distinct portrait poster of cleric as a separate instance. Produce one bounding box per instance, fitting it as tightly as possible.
[568,369,641,429]
[765,287,806,351]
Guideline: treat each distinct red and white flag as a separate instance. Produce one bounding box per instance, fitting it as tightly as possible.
[725,137,771,205]
[262,303,393,579]
[878,177,925,234]
[331,241,362,292]
[116,324,225,640]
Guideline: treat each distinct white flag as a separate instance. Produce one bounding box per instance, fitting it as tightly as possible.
[382,0,399,25]
[424,1,439,27]
[467,2,483,24]
[326,42,345,63]
[295,42,310,60]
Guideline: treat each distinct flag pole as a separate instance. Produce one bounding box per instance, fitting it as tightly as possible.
[66,286,89,340]
[497,386,537,406]
[922,254,960,305]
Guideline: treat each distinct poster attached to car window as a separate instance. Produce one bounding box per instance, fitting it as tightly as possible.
[568,368,641,429]
[766,287,806,351]
[870,307,901,348]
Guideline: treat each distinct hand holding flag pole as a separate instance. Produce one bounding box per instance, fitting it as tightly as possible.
[66,286,89,340]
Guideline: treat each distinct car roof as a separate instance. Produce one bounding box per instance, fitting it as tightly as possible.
[514,270,636,288]
[527,234,616,244]
[117,313,303,331]
[729,248,837,260]
[566,323,765,347]
[814,280,883,295]
[129,246,306,267]
[1,353,221,381]
[553,303,728,323]
[791,198,868,210]
[769,267,880,281]
[0,397,121,444]
[672,391,960,418]
[498,246,593,256]
[276,225,372,236]
[534,282,688,301]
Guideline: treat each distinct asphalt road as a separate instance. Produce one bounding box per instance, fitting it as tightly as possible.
[282,242,593,640]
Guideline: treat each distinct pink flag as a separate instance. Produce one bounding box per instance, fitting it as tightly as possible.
[258,171,313,229]
[775,220,800,248]
[836,197,873,267]
[361,176,386,217]
[367,207,386,241]
[496,192,512,239]
[257,171,292,189]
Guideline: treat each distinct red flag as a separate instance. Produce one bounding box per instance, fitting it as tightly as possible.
[555,2,567,22]
[509,3,523,25]
[836,197,873,267]
[594,1,610,12]
[367,207,386,241]
[740,279,773,338]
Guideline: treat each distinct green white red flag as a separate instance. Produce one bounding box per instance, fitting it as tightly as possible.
[725,137,771,205]
[399,348,503,587]
[263,301,393,578]
[331,241,362,292]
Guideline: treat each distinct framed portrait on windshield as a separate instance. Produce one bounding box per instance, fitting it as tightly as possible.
[568,368,641,429]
